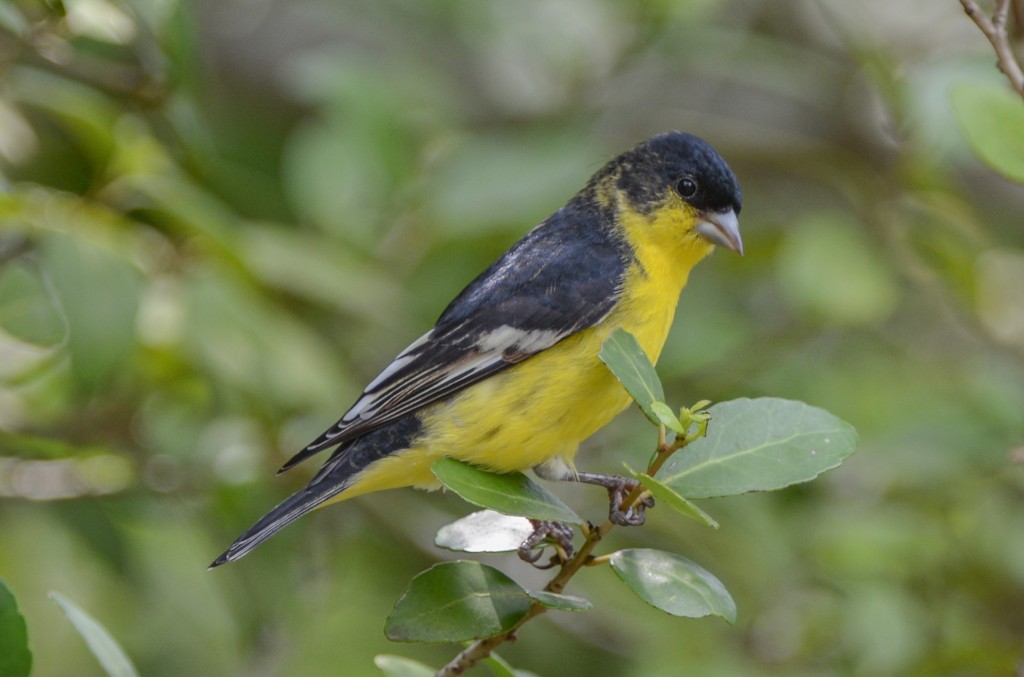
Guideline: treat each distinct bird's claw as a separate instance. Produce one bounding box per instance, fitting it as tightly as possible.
[574,472,654,527]
[607,477,654,526]
[517,520,574,568]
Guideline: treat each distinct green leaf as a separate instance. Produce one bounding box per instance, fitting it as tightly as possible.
[435,510,534,553]
[952,81,1024,183]
[385,561,532,643]
[0,579,32,677]
[43,234,141,395]
[624,465,718,528]
[484,654,518,677]
[0,261,66,346]
[649,401,686,434]
[432,458,582,524]
[526,591,593,612]
[599,328,666,426]
[485,653,542,677]
[373,655,436,677]
[658,398,857,499]
[609,549,736,623]
[49,592,139,677]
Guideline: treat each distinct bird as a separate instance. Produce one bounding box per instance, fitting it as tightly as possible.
[210,131,742,567]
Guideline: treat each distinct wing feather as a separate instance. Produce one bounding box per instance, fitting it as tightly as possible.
[280,203,628,472]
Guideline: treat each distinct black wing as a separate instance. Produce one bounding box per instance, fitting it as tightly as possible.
[280,204,628,472]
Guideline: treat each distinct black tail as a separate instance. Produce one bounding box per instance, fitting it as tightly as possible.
[208,480,347,568]
[210,415,424,567]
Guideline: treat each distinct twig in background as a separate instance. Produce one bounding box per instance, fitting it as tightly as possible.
[960,0,1024,97]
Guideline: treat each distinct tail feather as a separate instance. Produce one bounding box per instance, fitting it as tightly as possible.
[208,480,347,568]
[211,414,424,568]
[277,441,324,475]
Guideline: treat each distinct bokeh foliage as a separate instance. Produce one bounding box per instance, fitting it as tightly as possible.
[0,0,1022,675]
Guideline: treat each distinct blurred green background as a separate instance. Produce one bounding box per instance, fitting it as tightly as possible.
[1,0,1023,675]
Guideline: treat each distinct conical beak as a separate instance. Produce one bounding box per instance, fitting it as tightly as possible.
[695,208,743,255]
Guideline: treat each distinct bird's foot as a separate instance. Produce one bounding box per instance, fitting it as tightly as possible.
[574,472,654,526]
[517,520,575,569]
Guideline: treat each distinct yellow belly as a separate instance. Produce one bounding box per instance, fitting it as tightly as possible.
[419,274,679,472]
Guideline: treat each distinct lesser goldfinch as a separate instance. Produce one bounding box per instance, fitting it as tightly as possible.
[211,131,742,567]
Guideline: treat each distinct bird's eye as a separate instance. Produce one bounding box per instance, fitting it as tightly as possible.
[676,177,699,199]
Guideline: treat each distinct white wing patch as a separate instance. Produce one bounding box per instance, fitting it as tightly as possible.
[476,326,564,354]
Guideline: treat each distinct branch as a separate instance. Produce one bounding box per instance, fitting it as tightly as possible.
[435,628,526,676]
[434,425,692,676]
[960,0,1024,97]
[434,519,604,675]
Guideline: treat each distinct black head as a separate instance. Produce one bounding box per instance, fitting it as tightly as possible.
[613,131,743,253]
[616,132,741,215]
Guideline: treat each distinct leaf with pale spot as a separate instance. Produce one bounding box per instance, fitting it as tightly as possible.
[435,510,535,553]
